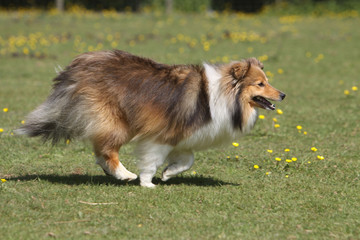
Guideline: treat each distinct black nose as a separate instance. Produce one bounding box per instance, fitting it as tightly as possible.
[280,92,286,100]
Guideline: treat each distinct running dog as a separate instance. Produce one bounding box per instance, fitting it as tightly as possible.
[17,50,286,188]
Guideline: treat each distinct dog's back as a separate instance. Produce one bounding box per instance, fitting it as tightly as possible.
[17,50,210,145]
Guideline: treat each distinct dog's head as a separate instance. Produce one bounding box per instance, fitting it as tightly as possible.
[230,58,286,110]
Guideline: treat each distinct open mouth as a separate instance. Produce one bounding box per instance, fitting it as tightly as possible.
[252,96,276,110]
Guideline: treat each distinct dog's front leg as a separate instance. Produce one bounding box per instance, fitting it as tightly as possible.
[135,141,173,188]
[162,151,194,181]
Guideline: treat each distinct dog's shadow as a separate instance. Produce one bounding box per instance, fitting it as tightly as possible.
[9,174,239,187]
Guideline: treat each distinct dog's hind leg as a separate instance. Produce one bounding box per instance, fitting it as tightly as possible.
[93,133,137,182]
[161,151,194,182]
[95,151,137,181]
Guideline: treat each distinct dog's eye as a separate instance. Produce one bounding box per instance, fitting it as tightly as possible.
[258,82,265,87]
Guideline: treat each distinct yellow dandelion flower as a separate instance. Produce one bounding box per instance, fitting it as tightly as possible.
[267,149,273,153]
[284,148,290,152]
[189,39,197,48]
[291,157,297,161]
[308,161,311,164]
[222,56,229,63]
[232,142,239,147]
[258,55,268,62]
[258,115,265,119]
[352,86,358,91]
[95,43,103,51]
[275,157,282,162]
[191,171,197,175]
[303,131,308,135]
[170,37,177,44]
[235,155,239,159]
[254,165,259,169]
[66,139,70,144]
[177,34,184,41]
[265,172,270,175]
[274,124,280,128]
[129,40,136,47]
[285,175,289,178]
[3,108,8,112]
[1,179,6,183]
[276,109,283,115]
[266,71,274,78]
[311,147,317,152]
[203,42,210,51]
[226,156,230,159]
[317,155,325,160]
[344,90,350,95]
[272,118,278,122]
[21,120,25,124]
[277,68,284,74]
[296,125,302,130]
[23,47,29,55]
[111,41,118,48]
[138,34,145,41]
[0,128,3,133]
[286,159,292,163]
[106,34,113,42]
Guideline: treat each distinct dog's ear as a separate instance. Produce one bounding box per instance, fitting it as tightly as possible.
[230,61,251,81]
[230,58,264,81]
[247,57,264,70]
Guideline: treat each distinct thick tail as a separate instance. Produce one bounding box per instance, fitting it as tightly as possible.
[16,72,87,144]
[15,100,74,144]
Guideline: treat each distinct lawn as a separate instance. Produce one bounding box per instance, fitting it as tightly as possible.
[0,8,359,239]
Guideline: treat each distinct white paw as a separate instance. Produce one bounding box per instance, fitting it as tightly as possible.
[114,169,138,182]
[161,171,173,182]
[161,166,178,182]
[161,175,169,182]
[121,172,138,182]
[140,182,156,188]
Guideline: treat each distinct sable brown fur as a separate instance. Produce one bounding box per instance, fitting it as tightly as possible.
[20,50,211,147]
[71,50,211,146]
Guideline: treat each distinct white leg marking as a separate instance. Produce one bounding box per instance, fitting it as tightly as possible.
[114,163,138,181]
[96,156,137,181]
[162,151,194,182]
[135,141,173,188]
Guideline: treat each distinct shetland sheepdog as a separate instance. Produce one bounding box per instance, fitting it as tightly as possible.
[17,50,285,188]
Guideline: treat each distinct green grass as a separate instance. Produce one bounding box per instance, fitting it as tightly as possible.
[1,9,360,239]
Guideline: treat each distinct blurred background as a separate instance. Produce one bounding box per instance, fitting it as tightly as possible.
[1,0,359,13]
